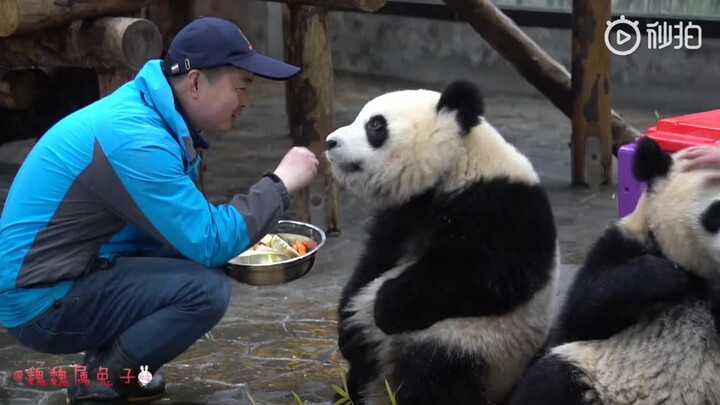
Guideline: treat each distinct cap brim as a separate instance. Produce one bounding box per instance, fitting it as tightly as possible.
[231,53,300,80]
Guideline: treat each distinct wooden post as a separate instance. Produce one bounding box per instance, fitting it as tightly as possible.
[571,0,611,187]
[284,3,341,235]
[96,69,135,97]
[145,0,196,56]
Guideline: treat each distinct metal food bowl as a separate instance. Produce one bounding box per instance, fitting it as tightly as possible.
[224,220,326,286]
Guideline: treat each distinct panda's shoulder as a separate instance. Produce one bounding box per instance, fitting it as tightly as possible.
[444,177,552,216]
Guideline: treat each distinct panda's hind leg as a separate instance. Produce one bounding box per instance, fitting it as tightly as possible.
[386,341,490,405]
[507,354,591,405]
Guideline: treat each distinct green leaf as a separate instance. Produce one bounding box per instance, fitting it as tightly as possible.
[385,379,400,405]
[340,368,350,393]
[292,392,303,404]
[247,392,257,405]
[332,398,350,405]
[331,384,349,398]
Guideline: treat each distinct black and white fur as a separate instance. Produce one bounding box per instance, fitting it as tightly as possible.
[325,81,560,404]
[509,136,720,405]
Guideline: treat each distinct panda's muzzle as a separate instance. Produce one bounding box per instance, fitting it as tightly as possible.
[338,161,363,173]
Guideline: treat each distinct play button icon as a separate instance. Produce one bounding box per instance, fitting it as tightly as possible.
[605,15,642,56]
[616,30,632,46]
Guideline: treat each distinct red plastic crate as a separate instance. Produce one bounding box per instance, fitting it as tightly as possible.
[646,109,720,152]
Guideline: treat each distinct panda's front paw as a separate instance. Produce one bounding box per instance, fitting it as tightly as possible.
[639,255,691,302]
[373,283,401,335]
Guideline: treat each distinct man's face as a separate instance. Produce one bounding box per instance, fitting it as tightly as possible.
[190,67,254,133]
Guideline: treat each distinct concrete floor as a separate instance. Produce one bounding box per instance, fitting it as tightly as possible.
[0,69,712,404]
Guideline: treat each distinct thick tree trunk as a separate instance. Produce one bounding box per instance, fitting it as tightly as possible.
[284,3,341,235]
[0,16,162,70]
[442,0,640,153]
[0,0,155,37]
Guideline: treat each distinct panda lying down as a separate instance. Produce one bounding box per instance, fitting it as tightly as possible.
[509,136,720,405]
[325,80,561,404]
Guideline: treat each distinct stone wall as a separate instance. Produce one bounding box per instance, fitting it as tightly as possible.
[327,11,720,97]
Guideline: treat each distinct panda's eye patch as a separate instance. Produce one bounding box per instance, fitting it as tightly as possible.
[365,115,388,148]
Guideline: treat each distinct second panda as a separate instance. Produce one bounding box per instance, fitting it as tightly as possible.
[325,80,560,404]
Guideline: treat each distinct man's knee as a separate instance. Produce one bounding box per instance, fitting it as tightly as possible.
[197,268,232,322]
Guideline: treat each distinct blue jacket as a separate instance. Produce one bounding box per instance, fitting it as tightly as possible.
[0,60,289,328]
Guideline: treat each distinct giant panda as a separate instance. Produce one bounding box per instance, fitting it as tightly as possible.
[324,80,561,404]
[508,135,720,405]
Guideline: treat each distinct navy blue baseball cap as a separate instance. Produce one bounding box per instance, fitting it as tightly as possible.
[163,16,300,80]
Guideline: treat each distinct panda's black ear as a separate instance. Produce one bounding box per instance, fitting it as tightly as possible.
[437,80,484,136]
[632,136,672,183]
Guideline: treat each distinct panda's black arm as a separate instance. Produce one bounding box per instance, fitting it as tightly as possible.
[551,226,691,345]
[339,192,434,312]
[372,248,555,335]
[339,217,404,312]
[374,181,560,334]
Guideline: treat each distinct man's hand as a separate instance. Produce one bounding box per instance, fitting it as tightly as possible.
[680,143,720,183]
[273,147,319,194]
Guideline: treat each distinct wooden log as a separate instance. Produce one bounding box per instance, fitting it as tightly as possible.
[0,17,163,70]
[571,0,612,187]
[262,0,385,12]
[441,0,640,153]
[0,0,155,37]
[284,3,341,235]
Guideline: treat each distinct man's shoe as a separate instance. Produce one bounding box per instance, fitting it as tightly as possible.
[66,340,165,404]
[126,372,165,403]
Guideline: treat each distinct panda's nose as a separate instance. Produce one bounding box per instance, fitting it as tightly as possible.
[326,139,338,151]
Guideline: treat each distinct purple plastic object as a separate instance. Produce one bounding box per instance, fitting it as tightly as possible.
[617,142,645,218]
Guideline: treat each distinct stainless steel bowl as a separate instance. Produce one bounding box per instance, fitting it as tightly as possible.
[224,220,326,285]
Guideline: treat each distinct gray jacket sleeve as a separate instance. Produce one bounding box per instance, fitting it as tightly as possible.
[228,174,290,245]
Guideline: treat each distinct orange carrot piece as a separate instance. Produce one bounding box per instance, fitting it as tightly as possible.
[301,240,318,250]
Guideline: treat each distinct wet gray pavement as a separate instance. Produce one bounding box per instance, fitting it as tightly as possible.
[0,69,712,404]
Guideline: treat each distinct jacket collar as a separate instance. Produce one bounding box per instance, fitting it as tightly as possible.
[133,60,211,156]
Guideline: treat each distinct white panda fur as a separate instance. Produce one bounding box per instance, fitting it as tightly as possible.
[509,136,720,405]
[326,80,560,404]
